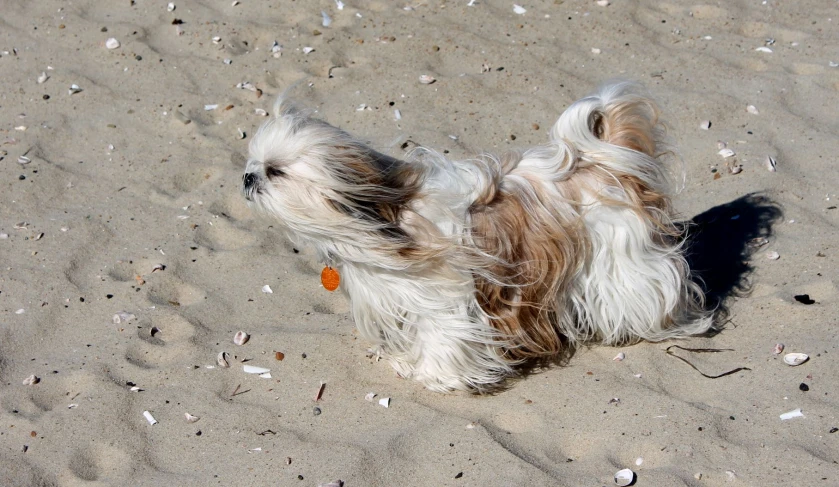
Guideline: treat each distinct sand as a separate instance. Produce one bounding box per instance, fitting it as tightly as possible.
[1,0,838,485]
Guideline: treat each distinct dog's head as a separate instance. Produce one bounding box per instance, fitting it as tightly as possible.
[242,99,427,260]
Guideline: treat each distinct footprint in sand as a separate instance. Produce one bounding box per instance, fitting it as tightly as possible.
[124,313,201,369]
[192,216,256,251]
[68,444,132,482]
[145,275,206,308]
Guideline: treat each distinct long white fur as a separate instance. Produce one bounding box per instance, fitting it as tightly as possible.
[243,81,712,392]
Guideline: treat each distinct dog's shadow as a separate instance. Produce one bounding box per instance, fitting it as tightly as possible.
[681,192,784,324]
[509,193,783,393]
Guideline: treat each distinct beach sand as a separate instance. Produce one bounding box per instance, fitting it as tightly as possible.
[1,0,837,485]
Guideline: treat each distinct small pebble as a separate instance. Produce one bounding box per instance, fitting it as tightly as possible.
[313,407,322,416]
[799,383,809,392]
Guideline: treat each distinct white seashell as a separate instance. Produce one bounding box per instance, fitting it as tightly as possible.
[729,165,742,175]
[15,309,24,314]
[597,0,610,6]
[0,233,8,239]
[231,0,239,5]
[394,109,402,120]
[167,2,175,12]
[14,126,26,131]
[302,47,315,54]
[105,38,120,49]
[18,155,31,164]
[112,311,136,324]
[635,457,643,466]
[717,140,727,149]
[233,331,250,345]
[365,392,377,402]
[271,41,282,58]
[212,36,221,44]
[68,403,78,409]
[204,104,218,111]
[217,351,231,368]
[259,372,272,379]
[783,353,808,366]
[262,284,273,294]
[614,468,635,486]
[418,74,436,84]
[747,104,759,115]
[14,222,28,230]
[513,4,526,14]
[779,408,804,420]
[322,11,332,27]
[830,61,839,68]
[243,365,270,374]
[237,128,246,139]
[185,412,200,423]
[37,72,49,84]
[765,250,780,260]
[765,155,776,172]
[223,59,232,65]
[255,108,268,116]
[236,81,257,92]
[129,386,143,392]
[755,46,772,53]
[591,47,601,54]
[718,148,736,158]
[151,263,165,272]
[699,120,711,130]
[143,411,158,425]
[68,84,82,95]
[378,397,391,408]
[613,352,625,361]
[772,343,785,354]
[335,0,345,9]
[22,374,39,385]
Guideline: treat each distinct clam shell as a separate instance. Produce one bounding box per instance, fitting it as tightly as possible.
[418,74,436,84]
[614,468,635,486]
[233,331,249,345]
[772,343,784,354]
[217,351,231,368]
[783,353,808,366]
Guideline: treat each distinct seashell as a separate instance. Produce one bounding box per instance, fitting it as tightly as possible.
[765,250,780,260]
[262,284,273,294]
[765,155,776,172]
[259,372,272,379]
[418,74,436,84]
[129,386,143,392]
[223,59,232,65]
[613,352,625,361]
[513,4,526,14]
[167,2,175,12]
[217,351,231,368]
[783,353,808,366]
[717,140,727,150]
[22,374,40,385]
[0,233,8,239]
[271,41,282,58]
[746,105,759,115]
[143,410,158,425]
[112,311,136,324]
[185,412,200,423]
[105,38,120,49]
[68,84,82,95]
[15,309,24,315]
[302,47,315,54]
[729,165,742,175]
[275,351,285,361]
[37,72,49,84]
[718,148,736,158]
[394,109,402,120]
[365,392,377,402]
[614,468,635,486]
[830,61,839,68]
[322,11,332,27]
[755,46,772,53]
[68,403,78,409]
[18,155,31,164]
[591,47,602,54]
[243,365,270,374]
[237,128,246,139]
[335,0,344,9]
[772,343,784,354]
[151,263,165,272]
[14,222,28,230]
[231,0,239,5]
[212,36,221,44]
[597,0,610,6]
[204,104,218,111]
[378,397,391,408]
[779,408,804,420]
[635,457,643,466]
[233,331,249,345]
[255,108,268,116]
[699,120,711,130]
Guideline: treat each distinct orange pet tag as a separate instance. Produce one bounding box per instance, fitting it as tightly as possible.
[321,266,340,292]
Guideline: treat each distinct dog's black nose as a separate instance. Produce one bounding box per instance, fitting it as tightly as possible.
[243,172,257,189]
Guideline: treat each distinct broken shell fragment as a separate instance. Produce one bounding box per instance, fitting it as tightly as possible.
[321,11,332,27]
[779,408,804,420]
[765,155,777,172]
[262,284,273,294]
[112,311,136,324]
[772,343,785,354]
[255,108,268,116]
[68,84,82,95]
[765,250,780,260]
[365,392,377,402]
[217,351,231,368]
[243,365,270,374]
[718,148,736,158]
[418,74,436,84]
[699,120,711,130]
[613,352,625,361]
[37,72,49,84]
[302,46,315,54]
[185,413,200,423]
[783,353,809,366]
[233,331,250,345]
[18,155,31,164]
[143,410,158,425]
[378,397,391,408]
[513,4,526,14]
[747,104,759,115]
[614,468,635,486]
[22,374,40,385]
[105,38,120,49]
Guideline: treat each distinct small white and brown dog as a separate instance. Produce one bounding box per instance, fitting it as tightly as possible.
[242,82,712,392]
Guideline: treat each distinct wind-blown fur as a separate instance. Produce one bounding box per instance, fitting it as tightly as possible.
[242,82,712,392]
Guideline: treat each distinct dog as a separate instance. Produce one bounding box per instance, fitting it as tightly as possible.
[242,82,713,392]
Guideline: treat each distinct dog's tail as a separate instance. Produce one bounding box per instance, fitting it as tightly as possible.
[550,81,681,196]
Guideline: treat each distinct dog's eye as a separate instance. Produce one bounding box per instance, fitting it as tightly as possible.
[265,166,286,178]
